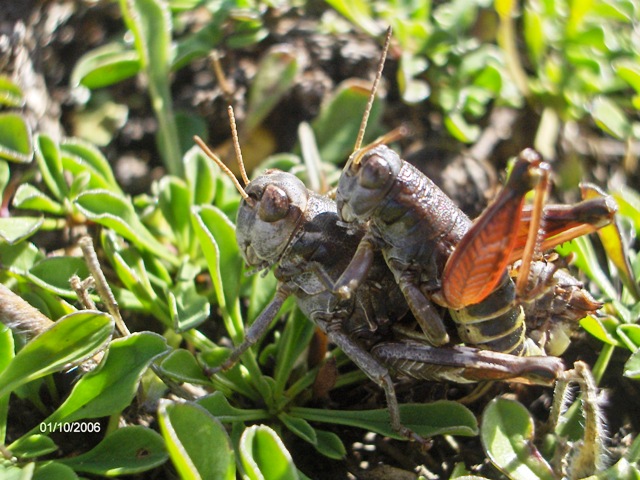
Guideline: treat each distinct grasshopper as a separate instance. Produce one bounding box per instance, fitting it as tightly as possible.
[333,30,615,379]
[194,113,570,442]
[196,28,614,442]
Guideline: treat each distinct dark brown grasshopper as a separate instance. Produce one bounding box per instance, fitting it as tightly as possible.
[196,29,615,442]
[333,34,616,379]
[193,107,567,442]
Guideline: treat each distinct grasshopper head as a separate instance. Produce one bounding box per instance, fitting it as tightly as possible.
[337,144,402,223]
[236,170,308,270]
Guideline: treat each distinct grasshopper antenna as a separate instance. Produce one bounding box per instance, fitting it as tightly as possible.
[227,106,250,186]
[353,26,392,153]
[193,135,250,201]
[210,50,235,103]
[350,27,406,166]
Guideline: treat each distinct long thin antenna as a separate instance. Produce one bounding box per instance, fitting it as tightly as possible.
[210,50,234,101]
[227,106,250,186]
[353,26,392,152]
[193,135,250,201]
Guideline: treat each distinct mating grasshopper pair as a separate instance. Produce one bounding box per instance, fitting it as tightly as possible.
[197,28,616,443]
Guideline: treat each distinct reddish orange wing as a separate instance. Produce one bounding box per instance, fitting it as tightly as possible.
[441,150,543,309]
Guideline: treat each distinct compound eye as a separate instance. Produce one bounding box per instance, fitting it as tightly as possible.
[359,154,390,189]
[258,184,290,222]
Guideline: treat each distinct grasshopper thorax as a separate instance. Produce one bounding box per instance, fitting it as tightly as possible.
[337,144,402,223]
[236,170,309,270]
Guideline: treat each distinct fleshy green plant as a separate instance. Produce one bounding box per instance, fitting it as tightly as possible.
[324,0,640,148]
[69,0,273,176]
[325,0,519,142]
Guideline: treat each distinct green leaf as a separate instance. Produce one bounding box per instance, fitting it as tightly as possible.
[0,326,14,442]
[71,42,141,89]
[0,75,24,107]
[197,392,270,423]
[481,398,555,480]
[34,134,68,200]
[33,462,78,480]
[172,16,226,69]
[273,307,314,395]
[71,93,129,147]
[59,426,167,476]
[167,0,205,12]
[247,268,278,324]
[119,0,182,176]
[239,425,299,480]
[12,184,64,215]
[0,311,114,399]
[591,96,631,139]
[615,61,640,93]
[495,0,515,18]
[0,113,32,163]
[158,176,192,254]
[524,8,545,65]
[99,234,174,326]
[291,401,478,439]
[101,233,153,290]
[121,0,170,83]
[10,435,58,459]
[61,138,121,193]
[397,53,430,104]
[313,429,346,460]
[0,160,9,198]
[443,112,480,143]
[19,287,76,324]
[311,80,383,165]
[583,187,639,302]
[323,0,381,36]
[184,145,216,206]
[278,413,317,445]
[580,316,622,347]
[613,186,640,234]
[157,348,209,385]
[626,434,640,463]
[28,256,91,296]
[191,205,242,311]
[624,349,640,379]
[225,23,268,50]
[40,332,167,425]
[595,457,640,480]
[74,190,176,265]
[158,400,235,480]
[0,241,43,274]
[0,216,44,244]
[167,281,210,332]
[618,324,640,351]
[557,235,617,299]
